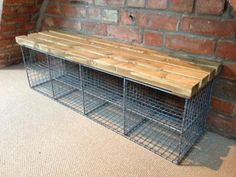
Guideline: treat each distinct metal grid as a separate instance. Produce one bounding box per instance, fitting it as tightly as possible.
[21,46,213,165]
[124,80,213,164]
[21,47,53,97]
[82,66,124,133]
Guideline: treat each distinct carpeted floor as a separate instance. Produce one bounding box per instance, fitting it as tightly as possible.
[0,64,236,177]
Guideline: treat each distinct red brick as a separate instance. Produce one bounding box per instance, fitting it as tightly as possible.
[166,35,215,55]
[0,24,15,32]
[147,0,168,9]
[208,112,236,138]
[212,96,236,115]
[2,7,17,15]
[0,39,13,49]
[2,15,30,24]
[196,0,225,15]
[120,10,136,25]
[216,41,236,61]
[107,26,141,42]
[18,6,37,14]
[214,79,236,102]
[46,3,62,15]
[16,23,35,31]
[180,17,236,38]
[82,22,107,36]
[63,4,86,18]
[138,12,178,31]
[4,0,34,5]
[223,63,236,80]
[143,31,163,47]
[44,17,81,31]
[169,0,194,13]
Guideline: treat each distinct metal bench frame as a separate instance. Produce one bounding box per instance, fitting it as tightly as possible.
[21,46,214,164]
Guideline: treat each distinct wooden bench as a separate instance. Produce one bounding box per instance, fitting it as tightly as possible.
[16,31,221,98]
[16,31,221,164]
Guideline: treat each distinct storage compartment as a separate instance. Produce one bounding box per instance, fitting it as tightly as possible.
[21,47,54,97]
[49,55,84,113]
[124,81,185,134]
[21,45,213,164]
[124,80,212,164]
[82,66,124,133]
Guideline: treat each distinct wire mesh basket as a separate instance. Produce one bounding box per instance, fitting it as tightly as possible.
[21,46,213,164]
[82,66,124,134]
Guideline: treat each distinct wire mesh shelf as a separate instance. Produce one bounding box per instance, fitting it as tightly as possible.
[21,46,213,165]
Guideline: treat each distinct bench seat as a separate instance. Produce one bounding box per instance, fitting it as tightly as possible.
[16,31,221,98]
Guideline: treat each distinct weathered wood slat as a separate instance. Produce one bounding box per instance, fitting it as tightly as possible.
[48,30,219,73]
[35,32,214,82]
[15,31,222,98]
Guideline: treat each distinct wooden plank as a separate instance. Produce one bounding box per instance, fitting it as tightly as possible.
[48,30,220,75]
[45,31,216,79]
[115,63,199,97]
[38,33,208,86]
[42,31,213,82]
[93,58,199,85]
[15,31,222,98]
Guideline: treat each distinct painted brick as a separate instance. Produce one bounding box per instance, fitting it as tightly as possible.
[143,31,163,47]
[216,41,236,61]
[102,9,118,23]
[196,0,225,15]
[180,17,236,38]
[108,26,140,42]
[166,35,215,55]
[138,12,178,31]
[147,0,168,9]
[169,0,194,13]
[127,0,145,7]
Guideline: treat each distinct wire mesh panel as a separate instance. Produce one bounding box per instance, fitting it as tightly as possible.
[124,80,213,164]
[124,80,185,163]
[21,47,53,97]
[178,81,213,163]
[48,55,84,113]
[21,46,214,164]
[82,66,124,133]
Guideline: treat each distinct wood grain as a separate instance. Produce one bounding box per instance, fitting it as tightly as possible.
[15,31,222,98]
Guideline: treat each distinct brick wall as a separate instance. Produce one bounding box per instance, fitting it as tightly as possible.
[0,0,42,67]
